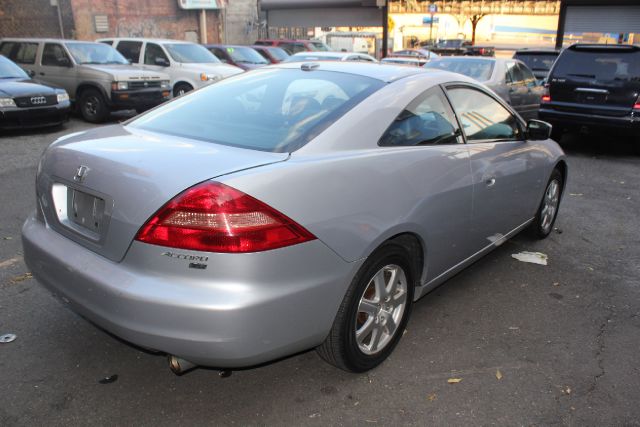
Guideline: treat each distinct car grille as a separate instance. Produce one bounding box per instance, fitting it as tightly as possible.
[14,95,58,108]
[128,81,162,89]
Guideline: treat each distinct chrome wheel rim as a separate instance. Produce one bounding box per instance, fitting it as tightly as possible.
[355,264,408,355]
[540,179,560,233]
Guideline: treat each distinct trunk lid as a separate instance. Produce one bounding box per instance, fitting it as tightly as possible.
[548,45,640,117]
[37,125,289,262]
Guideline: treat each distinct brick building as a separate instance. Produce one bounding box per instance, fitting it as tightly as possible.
[0,0,259,44]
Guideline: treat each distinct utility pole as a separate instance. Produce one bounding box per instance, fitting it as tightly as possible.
[200,9,208,44]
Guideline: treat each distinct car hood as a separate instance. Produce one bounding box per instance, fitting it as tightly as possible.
[177,62,244,77]
[0,78,61,97]
[82,64,170,81]
[37,125,289,262]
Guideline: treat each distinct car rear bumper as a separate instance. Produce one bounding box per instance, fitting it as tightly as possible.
[22,213,360,368]
[539,106,640,130]
[110,88,171,111]
[0,102,70,129]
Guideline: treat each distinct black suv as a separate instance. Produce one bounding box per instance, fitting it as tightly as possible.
[539,44,640,139]
[513,48,559,83]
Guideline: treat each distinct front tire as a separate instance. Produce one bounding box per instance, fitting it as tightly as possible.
[79,88,109,123]
[173,83,193,97]
[530,168,563,239]
[317,243,414,372]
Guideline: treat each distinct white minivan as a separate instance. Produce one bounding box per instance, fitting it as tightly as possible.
[99,38,244,96]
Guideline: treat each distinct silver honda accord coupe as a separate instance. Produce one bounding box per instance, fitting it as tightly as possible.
[22,61,566,374]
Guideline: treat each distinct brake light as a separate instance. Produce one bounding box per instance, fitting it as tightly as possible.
[541,84,551,103]
[634,96,640,111]
[135,182,316,253]
[478,48,485,55]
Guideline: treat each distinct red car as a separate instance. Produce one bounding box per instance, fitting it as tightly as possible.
[254,39,330,55]
[251,45,290,64]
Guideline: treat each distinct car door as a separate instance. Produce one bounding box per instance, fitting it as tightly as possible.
[39,42,77,97]
[517,62,544,119]
[445,84,543,252]
[1,41,39,76]
[505,60,528,117]
[378,86,474,282]
[142,42,171,74]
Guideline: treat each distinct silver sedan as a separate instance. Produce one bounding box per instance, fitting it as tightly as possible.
[22,62,566,374]
[425,57,545,120]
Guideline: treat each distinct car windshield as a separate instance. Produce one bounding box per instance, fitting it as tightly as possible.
[425,58,494,81]
[285,54,343,62]
[66,42,128,64]
[129,69,384,153]
[227,46,269,64]
[436,40,464,48]
[310,41,331,51]
[0,56,29,79]
[165,43,220,63]
[266,47,289,61]
[514,53,558,71]
[551,48,640,81]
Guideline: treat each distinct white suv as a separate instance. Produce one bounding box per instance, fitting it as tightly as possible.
[99,38,244,96]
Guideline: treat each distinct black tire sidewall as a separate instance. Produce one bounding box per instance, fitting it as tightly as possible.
[341,244,415,372]
[532,169,563,238]
[173,83,193,97]
[79,89,108,123]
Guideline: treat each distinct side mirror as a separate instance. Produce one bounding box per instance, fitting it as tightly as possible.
[27,69,36,78]
[526,119,552,141]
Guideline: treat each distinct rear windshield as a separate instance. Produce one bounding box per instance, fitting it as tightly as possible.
[165,43,220,63]
[514,53,558,72]
[425,58,494,81]
[551,48,640,81]
[129,69,384,153]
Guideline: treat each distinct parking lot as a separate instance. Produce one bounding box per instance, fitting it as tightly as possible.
[0,117,638,425]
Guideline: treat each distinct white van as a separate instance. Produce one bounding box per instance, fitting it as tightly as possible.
[99,38,244,96]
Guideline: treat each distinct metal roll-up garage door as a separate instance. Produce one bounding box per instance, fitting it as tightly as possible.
[261,0,383,27]
[564,6,640,34]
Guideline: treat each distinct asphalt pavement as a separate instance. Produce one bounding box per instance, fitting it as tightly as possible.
[1,118,639,426]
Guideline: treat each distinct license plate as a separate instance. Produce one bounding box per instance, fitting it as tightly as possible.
[68,188,105,232]
[576,92,607,104]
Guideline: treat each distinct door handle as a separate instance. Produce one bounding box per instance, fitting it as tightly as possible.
[39,72,45,76]
[485,177,496,187]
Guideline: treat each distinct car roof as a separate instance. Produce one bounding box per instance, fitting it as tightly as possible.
[1,38,103,44]
[269,60,452,83]
[431,56,498,62]
[204,44,257,49]
[567,43,639,52]
[257,39,320,43]
[514,48,560,54]
[97,37,195,45]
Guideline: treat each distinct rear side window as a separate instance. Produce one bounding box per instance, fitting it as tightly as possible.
[380,87,461,146]
[129,69,384,153]
[116,41,142,63]
[447,87,521,142]
[552,48,640,82]
[0,42,15,58]
[279,43,306,54]
[506,61,524,84]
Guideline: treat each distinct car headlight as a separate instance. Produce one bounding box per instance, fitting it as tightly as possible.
[56,92,70,103]
[200,73,220,82]
[111,81,128,91]
[160,80,171,89]
[0,97,16,108]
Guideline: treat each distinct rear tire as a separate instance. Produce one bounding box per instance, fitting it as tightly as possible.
[79,88,109,123]
[317,243,414,372]
[529,168,563,239]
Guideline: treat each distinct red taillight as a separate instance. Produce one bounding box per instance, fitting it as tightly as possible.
[135,182,316,253]
[633,97,640,111]
[541,84,551,103]
[478,48,485,55]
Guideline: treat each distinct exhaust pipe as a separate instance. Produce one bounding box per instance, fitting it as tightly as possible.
[168,355,197,375]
